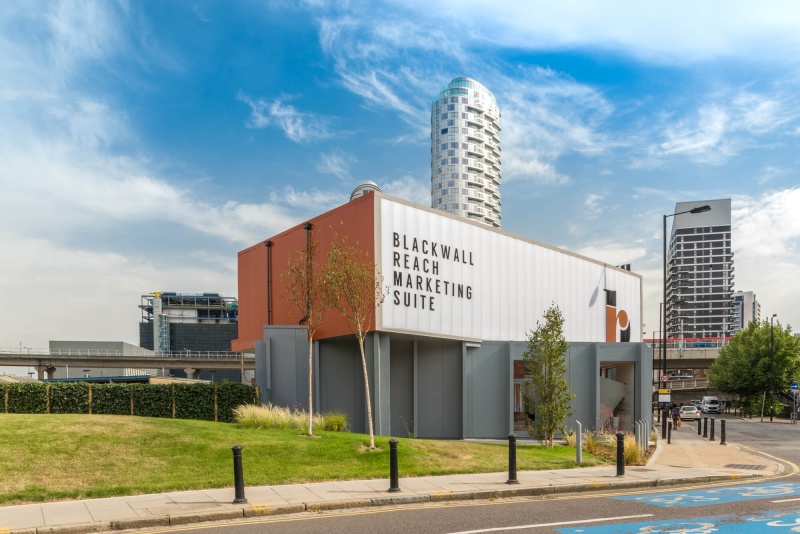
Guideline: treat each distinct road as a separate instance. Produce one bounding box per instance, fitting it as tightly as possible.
[137,419,800,534]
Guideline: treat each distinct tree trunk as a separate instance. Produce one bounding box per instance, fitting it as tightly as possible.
[359,336,375,449]
[308,338,313,436]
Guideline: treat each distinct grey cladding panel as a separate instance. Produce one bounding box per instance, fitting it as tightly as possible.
[465,342,508,438]
[416,339,462,439]
[319,339,365,433]
[390,340,414,437]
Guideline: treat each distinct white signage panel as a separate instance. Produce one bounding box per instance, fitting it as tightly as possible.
[378,198,641,343]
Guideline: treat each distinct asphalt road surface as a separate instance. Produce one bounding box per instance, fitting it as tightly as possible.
[137,419,800,534]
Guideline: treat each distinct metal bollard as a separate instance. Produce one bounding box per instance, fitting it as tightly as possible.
[661,410,668,439]
[709,418,716,441]
[720,419,726,445]
[616,432,625,477]
[507,433,519,484]
[388,439,400,492]
[576,421,582,464]
[703,417,708,437]
[667,421,672,444]
[232,445,247,504]
[697,418,701,435]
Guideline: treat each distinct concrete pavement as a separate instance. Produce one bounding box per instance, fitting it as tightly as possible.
[0,421,787,534]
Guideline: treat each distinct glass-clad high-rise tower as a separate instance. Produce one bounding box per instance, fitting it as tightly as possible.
[430,77,501,228]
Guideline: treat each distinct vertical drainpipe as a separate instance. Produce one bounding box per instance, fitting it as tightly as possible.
[267,240,273,325]
[300,222,313,325]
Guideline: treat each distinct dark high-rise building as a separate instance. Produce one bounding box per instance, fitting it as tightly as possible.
[666,199,734,340]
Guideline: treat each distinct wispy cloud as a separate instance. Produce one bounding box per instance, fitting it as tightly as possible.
[584,193,604,218]
[238,93,333,143]
[316,150,356,181]
[381,175,431,206]
[638,88,800,166]
[269,187,345,211]
[378,0,800,66]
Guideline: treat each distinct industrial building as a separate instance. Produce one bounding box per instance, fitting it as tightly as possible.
[235,191,651,439]
[139,292,240,381]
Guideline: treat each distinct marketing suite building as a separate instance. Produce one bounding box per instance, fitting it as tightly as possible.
[234,192,652,439]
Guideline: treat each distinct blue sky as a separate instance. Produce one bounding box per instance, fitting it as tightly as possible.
[1,1,799,358]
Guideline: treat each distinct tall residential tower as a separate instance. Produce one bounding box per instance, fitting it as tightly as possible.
[430,77,501,228]
[665,199,734,340]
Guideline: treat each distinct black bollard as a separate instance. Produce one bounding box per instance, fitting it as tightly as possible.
[720,419,726,445]
[616,432,625,477]
[232,445,247,504]
[506,433,519,484]
[388,439,400,492]
[703,417,708,438]
[697,418,702,435]
[667,422,672,444]
[709,418,716,442]
[661,410,668,439]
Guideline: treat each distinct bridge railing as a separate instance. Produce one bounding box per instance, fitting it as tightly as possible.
[0,348,251,359]
[665,378,709,390]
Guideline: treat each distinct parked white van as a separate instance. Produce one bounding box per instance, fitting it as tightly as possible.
[701,396,721,414]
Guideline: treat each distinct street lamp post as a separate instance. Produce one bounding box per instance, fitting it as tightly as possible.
[663,205,711,381]
[770,313,777,422]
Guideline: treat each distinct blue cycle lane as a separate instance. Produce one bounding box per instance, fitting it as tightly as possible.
[557,483,800,534]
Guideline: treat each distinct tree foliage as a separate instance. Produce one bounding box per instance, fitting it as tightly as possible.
[281,227,338,436]
[709,319,800,405]
[327,227,388,449]
[522,304,575,448]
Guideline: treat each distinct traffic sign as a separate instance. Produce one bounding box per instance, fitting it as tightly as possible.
[792,382,798,390]
[660,374,670,383]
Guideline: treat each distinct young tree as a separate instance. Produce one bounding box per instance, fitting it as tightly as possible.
[709,319,800,409]
[523,304,575,448]
[327,229,388,449]
[281,227,337,436]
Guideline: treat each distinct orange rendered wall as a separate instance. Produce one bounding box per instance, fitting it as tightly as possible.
[232,194,376,352]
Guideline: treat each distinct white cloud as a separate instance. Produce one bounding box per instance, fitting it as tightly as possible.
[381,175,431,206]
[0,232,238,349]
[639,88,800,166]
[316,150,356,181]
[584,193,604,218]
[269,187,346,211]
[733,187,800,325]
[382,0,800,66]
[238,93,333,143]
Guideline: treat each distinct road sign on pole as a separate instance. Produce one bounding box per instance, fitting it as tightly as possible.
[661,374,670,383]
[791,382,798,390]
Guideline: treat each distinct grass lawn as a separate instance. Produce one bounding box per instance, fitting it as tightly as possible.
[0,414,608,504]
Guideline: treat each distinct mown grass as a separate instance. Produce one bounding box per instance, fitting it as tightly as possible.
[0,413,608,505]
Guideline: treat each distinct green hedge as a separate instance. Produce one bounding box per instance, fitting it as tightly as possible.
[1,381,259,423]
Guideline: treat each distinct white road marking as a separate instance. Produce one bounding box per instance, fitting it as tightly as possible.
[444,514,654,533]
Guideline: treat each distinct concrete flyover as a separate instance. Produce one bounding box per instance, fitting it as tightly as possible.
[0,348,254,379]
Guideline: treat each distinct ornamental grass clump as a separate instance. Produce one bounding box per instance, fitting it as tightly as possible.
[233,404,348,432]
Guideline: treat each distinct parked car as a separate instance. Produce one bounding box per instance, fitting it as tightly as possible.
[679,405,701,421]
[691,399,702,409]
[700,396,721,414]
